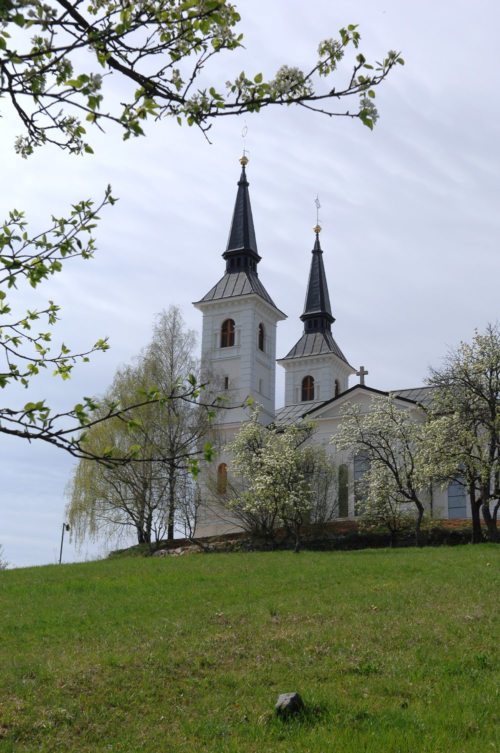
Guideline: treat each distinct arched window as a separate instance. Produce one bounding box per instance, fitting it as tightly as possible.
[301,375,315,402]
[220,319,235,348]
[217,463,228,494]
[338,464,349,517]
[335,379,340,397]
[353,452,370,514]
[447,478,466,519]
[258,323,265,352]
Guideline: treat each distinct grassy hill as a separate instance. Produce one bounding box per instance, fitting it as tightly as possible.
[0,546,498,752]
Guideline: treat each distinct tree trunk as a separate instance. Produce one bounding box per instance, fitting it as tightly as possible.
[481,503,498,542]
[167,465,176,541]
[137,528,146,544]
[293,526,301,554]
[469,484,483,543]
[414,503,424,547]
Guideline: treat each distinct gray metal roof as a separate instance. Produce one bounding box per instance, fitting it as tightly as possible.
[275,385,437,426]
[225,165,258,255]
[301,233,333,320]
[391,386,437,408]
[275,402,323,425]
[280,331,350,364]
[197,270,280,310]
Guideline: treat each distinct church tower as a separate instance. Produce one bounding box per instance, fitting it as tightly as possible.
[278,225,354,406]
[194,157,286,427]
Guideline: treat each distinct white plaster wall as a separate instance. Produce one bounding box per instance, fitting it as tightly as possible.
[281,353,352,407]
[196,294,283,426]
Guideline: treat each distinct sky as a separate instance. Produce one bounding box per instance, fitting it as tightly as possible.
[1,0,498,568]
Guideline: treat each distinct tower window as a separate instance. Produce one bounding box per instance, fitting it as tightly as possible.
[335,379,340,397]
[221,319,235,348]
[301,375,315,402]
[217,463,228,494]
[258,323,265,352]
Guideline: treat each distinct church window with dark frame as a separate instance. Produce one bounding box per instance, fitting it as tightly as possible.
[353,452,370,515]
[447,477,467,519]
[220,319,235,348]
[217,463,228,494]
[301,375,315,402]
[258,322,265,352]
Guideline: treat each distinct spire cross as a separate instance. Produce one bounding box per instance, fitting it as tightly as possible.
[241,123,248,159]
[356,365,369,385]
[314,195,321,227]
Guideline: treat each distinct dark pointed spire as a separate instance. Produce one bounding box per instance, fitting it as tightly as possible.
[223,156,261,273]
[300,226,335,333]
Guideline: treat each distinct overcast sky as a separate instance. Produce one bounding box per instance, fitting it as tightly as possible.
[1,0,498,568]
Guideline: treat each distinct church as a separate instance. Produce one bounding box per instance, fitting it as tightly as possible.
[193,157,470,536]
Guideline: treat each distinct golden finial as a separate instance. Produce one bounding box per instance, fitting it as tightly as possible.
[240,123,249,166]
[314,224,322,234]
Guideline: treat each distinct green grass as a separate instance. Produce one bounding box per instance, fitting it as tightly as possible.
[0,547,498,752]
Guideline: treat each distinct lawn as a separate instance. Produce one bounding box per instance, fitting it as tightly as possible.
[0,546,498,752]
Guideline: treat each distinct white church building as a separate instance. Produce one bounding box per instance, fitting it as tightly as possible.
[193,157,470,536]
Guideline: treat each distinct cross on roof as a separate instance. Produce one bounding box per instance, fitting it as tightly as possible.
[241,123,248,158]
[315,195,321,227]
[356,365,368,385]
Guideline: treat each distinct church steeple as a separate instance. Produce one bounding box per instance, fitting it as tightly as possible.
[223,155,261,273]
[278,222,355,406]
[194,156,286,427]
[300,225,335,334]
[196,156,283,311]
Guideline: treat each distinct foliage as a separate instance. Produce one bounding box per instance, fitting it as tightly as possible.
[144,307,211,538]
[307,450,338,525]
[334,396,429,545]
[0,191,208,459]
[226,410,335,550]
[0,1,405,155]
[0,548,498,752]
[66,306,213,545]
[355,463,417,546]
[426,323,500,542]
[0,187,137,456]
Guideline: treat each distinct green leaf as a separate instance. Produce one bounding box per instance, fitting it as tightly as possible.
[188,458,199,479]
[359,113,374,130]
[203,442,214,462]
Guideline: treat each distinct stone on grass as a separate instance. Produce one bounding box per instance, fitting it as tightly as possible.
[275,692,304,717]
